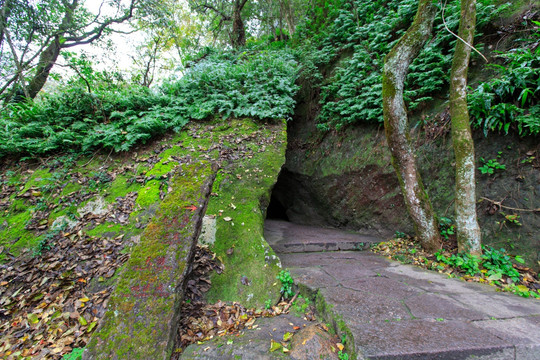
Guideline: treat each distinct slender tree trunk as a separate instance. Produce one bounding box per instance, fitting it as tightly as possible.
[5,30,29,98]
[450,0,481,255]
[0,0,11,49]
[382,0,441,252]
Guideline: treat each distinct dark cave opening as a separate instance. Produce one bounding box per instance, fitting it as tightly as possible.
[266,191,290,221]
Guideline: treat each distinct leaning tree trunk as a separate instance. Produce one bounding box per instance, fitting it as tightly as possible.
[27,37,62,99]
[382,0,441,252]
[449,0,482,255]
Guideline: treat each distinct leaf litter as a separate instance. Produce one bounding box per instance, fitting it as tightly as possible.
[172,246,317,358]
[0,191,140,359]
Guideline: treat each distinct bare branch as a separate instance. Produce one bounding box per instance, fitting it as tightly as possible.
[5,29,29,98]
[63,0,138,46]
[441,0,488,63]
[194,2,231,20]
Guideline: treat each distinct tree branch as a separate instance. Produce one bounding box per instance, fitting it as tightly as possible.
[441,0,488,63]
[63,0,138,46]
[5,29,30,98]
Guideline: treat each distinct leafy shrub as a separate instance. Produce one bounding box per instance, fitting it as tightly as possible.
[478,157,506,174]
[481,246,523,283]
[435,246,524,282]
[435,251,481,276]
[469,35,540,136]
[0,85,174,156]
[0,49,299,158]
[162,50,299,121]
[277,270,294,299]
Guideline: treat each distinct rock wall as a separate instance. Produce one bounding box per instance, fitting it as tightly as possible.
[278,88,540,268]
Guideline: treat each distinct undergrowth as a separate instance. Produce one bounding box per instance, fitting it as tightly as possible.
[294,0,500,130]
[0,50,299,158]
[469,24,540,136]
[372,237,540,299]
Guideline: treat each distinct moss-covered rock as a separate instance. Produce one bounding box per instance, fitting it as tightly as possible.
[83,162,216,360]
[204,119,287,308]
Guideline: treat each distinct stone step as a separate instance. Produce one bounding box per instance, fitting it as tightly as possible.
[264,219,382,253]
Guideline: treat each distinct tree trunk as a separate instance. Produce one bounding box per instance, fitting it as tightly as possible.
[450,0,482,255]
[382,0,441,252]
[231,0,246,48]
[0,0,11,48]
[27,37,61,99]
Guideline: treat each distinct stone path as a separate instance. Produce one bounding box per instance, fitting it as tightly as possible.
[265,220,540,360]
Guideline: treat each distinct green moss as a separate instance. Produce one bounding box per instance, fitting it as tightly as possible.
[206,120,286,308]
[85,162,215,359]
[60,182,83,197]
[135,180,161,208]
[313,290,356,359]
[20,168,52,193]
[9,198,30,213]
[104,175,141,203]
[86,222,126,237]
[0,211,37,260]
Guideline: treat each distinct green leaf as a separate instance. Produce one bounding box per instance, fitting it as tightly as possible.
[28,313,39,324]
[270,340,282,352]
[487,272,502,281]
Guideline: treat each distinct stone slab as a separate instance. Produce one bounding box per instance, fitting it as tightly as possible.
[289,266,339,289]
[352,319,515,360]
[320,286,411,325]
[265,219,381,253]
[448,291,540,319]
[404,293,488,321]
[472,317,540,359]
[341,276,422,301]
[181,313,310,360]
[84,162,216,360]
[267,221,540,360]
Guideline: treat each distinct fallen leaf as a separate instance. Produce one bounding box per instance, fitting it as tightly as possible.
[269,340,282,352]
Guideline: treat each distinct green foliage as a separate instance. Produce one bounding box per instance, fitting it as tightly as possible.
[61,348,84,360]
[499,212,522,226]
[293,0,498,130]
[34,227,64,256]
[481,246,521,283]
[338,350,349,360]
[0,49,299,159]
[478,157,506,174]
[469,29,540,136]
[162,49,299,121]
[0,85,175,156]
[292,295,311,313]
[435,246,524,283]
[438,217,455,240]
[435,251,481,276]
[277,270,294,299]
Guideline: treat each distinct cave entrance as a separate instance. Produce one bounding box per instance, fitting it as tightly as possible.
[266,192,290,221]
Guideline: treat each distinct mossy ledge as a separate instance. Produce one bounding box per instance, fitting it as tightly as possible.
[83,162,216,360]
[204,119,287,308]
